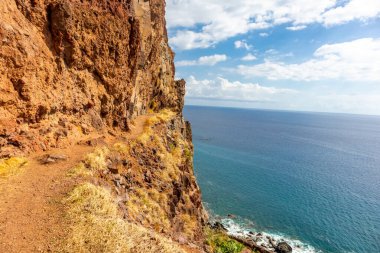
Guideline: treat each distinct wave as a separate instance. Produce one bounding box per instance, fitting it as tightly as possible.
[207,210,322,253]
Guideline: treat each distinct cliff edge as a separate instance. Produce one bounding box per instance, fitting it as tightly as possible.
[0,0,208,252]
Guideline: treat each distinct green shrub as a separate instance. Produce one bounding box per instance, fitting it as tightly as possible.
[214,237,244,253]
[205,228,245,253]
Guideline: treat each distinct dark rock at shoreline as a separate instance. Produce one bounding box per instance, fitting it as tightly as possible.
[276,242,292,253]
[269,238,277,248]
[230,235,275,253]
[211,222,228,232]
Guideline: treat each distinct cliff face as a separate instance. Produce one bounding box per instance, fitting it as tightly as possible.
[1,0,206,250]
[101,112,207,245]
[0,0,184,157]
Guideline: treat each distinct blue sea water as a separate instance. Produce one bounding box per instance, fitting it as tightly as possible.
[183,106,380,253]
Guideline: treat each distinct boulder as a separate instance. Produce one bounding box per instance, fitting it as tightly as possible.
[39,154,68,164]
[276,242,292,253]
[211,222,227,232]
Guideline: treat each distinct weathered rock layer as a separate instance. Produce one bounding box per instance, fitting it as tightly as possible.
[0,0,184,157]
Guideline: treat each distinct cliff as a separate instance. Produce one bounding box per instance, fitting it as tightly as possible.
[0,0,206,252]
[0,0,184,158]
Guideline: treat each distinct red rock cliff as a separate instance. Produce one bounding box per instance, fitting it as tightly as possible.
[0,0,185,157]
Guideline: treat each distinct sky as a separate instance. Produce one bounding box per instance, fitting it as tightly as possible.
[165,0,380,115]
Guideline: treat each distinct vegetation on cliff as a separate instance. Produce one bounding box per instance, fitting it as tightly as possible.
[0,157,27,178]
[205,227,260,253]
[63,183,185,253]
[60,110,205,252]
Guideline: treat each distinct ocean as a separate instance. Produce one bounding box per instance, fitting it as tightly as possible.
[183,106,380,253]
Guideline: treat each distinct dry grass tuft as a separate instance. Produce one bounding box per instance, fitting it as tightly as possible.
[67,163,93,177]
[126,187,171,232]
[146,109,175,126]
[0,157,28,178]
[180,214,199,239]
[138,109,176,144]
[67,147,109,178]
[84,147,109,171]
[63,183,185,253]
[65,183,118,218]
[113,143,130,155]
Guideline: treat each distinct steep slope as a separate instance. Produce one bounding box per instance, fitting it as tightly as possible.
[1,0,207,252]
[0,0,184,158]
[0,113,206,252]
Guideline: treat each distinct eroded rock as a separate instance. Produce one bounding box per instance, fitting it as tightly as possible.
[0,0,184,158]
[39,154,68,164]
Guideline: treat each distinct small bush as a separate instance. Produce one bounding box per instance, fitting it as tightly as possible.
[184,148,192,161]
[205,228,245,253]
[0,157,27,178]
[213,237,245,253]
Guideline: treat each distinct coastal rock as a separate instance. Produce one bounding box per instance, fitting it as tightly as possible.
[276,242,292,253]
[230,235,276,253]
[211,222,228,232]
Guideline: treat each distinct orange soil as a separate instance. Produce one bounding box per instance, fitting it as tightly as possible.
[0,114,150,253]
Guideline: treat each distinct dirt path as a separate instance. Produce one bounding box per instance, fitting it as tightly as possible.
[0,115,150,253]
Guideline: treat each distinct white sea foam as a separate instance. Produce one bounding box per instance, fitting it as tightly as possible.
[218,217,323,253]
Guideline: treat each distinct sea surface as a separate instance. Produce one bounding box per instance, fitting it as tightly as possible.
[183,106,380,253]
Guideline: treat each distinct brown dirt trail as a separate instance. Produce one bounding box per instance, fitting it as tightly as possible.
[0,115,150,253]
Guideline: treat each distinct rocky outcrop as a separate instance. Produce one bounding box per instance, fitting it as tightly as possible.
[0,0,183,157]
[275,242,292,253]
[95,114,207,245]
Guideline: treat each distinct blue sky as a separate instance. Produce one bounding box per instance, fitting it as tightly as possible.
[165,0,380,115]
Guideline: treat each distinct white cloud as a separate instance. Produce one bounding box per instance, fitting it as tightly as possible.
[176,54,227,67]
[242,53,257,61]
[286,25,307,31]
[167,0,380,50]
[236,38,380,81]
[186,76,297,101]
[322,0,380,26]
[234,40,252,50]
[259,33,269,37]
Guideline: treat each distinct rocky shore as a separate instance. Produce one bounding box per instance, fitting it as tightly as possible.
[209,216,314,253]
